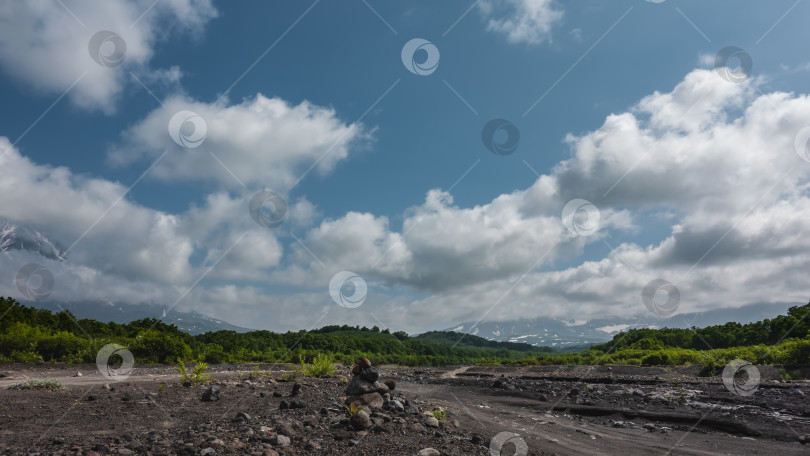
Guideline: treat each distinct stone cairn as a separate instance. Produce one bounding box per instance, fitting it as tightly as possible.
[344,358,395,409]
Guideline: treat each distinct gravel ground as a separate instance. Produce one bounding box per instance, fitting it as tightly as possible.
[0,363,808,455]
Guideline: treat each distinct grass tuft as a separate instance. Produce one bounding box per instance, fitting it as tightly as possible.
[8,379,65,391]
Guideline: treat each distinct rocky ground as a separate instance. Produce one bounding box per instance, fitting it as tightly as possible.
[0,363,808,455]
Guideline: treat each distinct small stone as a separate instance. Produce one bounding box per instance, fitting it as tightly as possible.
[279,400,289,410]
[279,424,296,437]
[234,412,251,422]
[201,385,220,402]
[424,416,439,428]
[384,379,396,391]
[86,394,97,401]
[350,411,372,431]
[74,372,82,377]
[418,449,440,456]
[273,391,283,397]
[471,433,485,444]
[360,367,379,383]
[382,400,404,413]
[200,449,216,456]
[291,383,302,396]
[290,399,307,409]
[272,435,291,446]
[798,434,809,444]
[346,392,384,409]
[359,358,372,369]
[643,423,656,431]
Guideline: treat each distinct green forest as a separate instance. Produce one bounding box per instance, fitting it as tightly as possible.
[0,297,564,366]
[0,296,808,374]
[519,302,810,375]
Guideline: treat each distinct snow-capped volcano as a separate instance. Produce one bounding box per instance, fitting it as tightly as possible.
[0,220,67,261]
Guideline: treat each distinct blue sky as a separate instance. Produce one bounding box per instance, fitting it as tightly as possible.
[1,0,809,333]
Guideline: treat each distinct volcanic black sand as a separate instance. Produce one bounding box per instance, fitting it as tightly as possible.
[0,363,808,455]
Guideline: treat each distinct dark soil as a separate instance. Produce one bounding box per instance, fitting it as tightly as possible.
[0,363,807,455]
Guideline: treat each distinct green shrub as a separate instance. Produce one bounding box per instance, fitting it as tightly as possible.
[9,379,65,391]
[35,332,88,361]
[131,331,191,364]
[174,358,211,385]
[298,353,337,377]
[641,351,670,366]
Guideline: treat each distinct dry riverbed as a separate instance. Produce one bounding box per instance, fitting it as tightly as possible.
[0,363,808,455]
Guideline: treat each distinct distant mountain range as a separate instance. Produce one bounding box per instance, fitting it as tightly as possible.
[30,300,251,335]
[0,220,66,261]
[445,301,800,347]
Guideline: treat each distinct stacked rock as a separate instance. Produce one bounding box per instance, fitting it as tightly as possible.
[344,358,391,409]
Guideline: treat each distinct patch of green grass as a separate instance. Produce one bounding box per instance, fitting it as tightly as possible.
[344,403,365,416]
[780,368,806,381]
[431,409,447,421]
[174,358,211,385]
[8,379,65,391]
[298,353,337,377]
